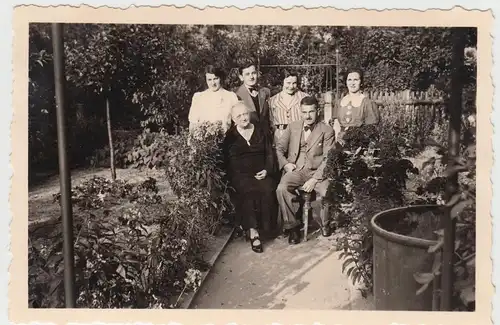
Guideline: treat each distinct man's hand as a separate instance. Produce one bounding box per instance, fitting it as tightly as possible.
[283,163,296,173]
[255,169,267,180]
[301,178,318,193]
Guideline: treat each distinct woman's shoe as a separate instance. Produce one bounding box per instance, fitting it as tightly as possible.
[249,236,263,253]
[234,226,244,239]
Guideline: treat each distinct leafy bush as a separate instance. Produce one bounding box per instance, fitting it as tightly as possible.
[411,134,476,311]
[163,122,234,234]
[120,129,172,169]
[324,125,418,295]
[121,121,233,234]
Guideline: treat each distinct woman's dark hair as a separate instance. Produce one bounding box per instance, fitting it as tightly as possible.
[204,65,226,80]
[283,69,301,86]
[344,67,364,86]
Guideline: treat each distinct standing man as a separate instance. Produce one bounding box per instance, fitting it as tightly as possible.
[268,71,309,142]
[235,61,272,135]
[275,96,335,245]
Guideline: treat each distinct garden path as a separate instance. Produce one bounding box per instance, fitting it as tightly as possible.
[191,229,375,310]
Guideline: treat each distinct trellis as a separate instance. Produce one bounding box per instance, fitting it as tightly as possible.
[229,49,341,122]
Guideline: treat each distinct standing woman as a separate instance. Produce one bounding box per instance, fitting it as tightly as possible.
[268,70,309,142]
[188,65,239,132]
[332,68,380,145]
[223,101,278,253]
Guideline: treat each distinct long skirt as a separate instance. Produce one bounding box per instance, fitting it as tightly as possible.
[230,174,278,234]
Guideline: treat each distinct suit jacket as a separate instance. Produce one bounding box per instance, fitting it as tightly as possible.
[275,120,335,181]
[235,84,272,132]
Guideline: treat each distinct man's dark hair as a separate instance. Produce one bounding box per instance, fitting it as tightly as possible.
[238,60,257,75]
[300,96,318,108]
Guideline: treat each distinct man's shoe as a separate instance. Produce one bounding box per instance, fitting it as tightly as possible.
[321,226,332,237]
[288,227,301,245]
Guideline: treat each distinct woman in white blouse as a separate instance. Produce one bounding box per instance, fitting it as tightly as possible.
[188,65,239,132]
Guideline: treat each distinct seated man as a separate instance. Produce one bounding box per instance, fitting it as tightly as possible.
[275,96,335,245]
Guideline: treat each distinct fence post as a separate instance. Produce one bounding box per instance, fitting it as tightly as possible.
[335,48,340,101]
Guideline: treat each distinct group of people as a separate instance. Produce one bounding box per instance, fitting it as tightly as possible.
[188,61,380,253]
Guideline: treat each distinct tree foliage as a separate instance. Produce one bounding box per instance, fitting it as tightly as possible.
[28,24,477,176]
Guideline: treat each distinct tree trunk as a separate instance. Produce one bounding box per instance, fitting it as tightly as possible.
[106,97,116,181]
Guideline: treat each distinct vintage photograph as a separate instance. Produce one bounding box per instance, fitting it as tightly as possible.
[26,21,478,312]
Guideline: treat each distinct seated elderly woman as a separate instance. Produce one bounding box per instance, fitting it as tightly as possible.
[223,101,278,253]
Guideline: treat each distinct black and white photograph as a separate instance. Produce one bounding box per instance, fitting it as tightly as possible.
[13,6,492,323]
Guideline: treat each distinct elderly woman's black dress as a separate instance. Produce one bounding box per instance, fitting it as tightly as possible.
[223,124,278,236]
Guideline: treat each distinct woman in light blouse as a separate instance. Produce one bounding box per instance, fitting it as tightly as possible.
[188,65,239,132]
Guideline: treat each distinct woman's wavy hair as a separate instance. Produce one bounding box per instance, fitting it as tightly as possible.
[204,65,226,81]
[343,67,365,86]
[282,69,301,87]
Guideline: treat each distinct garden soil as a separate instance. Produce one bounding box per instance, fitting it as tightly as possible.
[28,167,172,223]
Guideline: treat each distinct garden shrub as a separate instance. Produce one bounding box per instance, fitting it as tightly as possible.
[163,121,234,234]
[324,125,418,295]
[123,121,234,233]
[119,129,172,169]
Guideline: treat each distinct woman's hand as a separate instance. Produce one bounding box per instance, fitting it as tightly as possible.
[336,126,349,147]
[255,170,267,180]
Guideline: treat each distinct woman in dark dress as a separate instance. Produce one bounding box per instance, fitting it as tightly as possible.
[223,101,277,253]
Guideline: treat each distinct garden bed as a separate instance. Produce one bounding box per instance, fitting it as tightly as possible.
[29,167,172,223]
[28,166,232,308]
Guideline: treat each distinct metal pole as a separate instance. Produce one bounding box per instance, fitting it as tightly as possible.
[440,27,465,311]
[335,49,340,100]
[52,23,76,308]
[257,49,261,79]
